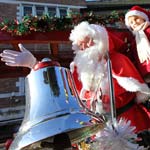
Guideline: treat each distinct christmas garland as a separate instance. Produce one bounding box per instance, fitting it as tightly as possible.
[0,11,125,36]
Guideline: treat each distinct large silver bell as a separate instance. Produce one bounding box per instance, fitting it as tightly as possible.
[9,58,105,150]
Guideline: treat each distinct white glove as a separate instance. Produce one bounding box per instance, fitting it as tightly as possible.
[0,44,37,69]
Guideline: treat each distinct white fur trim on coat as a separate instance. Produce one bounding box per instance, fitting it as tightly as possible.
[113,74,150,103]
[70,61,75,73]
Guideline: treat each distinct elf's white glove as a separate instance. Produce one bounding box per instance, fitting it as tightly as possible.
[0,44,37,69]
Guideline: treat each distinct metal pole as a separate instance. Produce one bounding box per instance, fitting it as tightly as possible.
[106,52,117,124]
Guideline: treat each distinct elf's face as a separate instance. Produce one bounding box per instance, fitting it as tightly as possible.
[77,36,94,50]
[128,15,145,31]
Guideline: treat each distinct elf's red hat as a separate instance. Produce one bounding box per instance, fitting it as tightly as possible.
[125,5,150,28]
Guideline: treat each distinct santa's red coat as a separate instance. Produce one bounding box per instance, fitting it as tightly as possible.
[131,26,150,77]
[71,52,150,133]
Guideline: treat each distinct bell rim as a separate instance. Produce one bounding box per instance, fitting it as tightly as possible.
[9,113,105,150]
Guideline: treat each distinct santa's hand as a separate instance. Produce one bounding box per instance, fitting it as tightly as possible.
[0,44,37,69]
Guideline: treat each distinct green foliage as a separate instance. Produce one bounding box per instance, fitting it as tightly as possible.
[0,11,125,36]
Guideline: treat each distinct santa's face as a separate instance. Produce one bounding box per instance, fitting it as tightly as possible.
[77,36,95,51]
[73,41,107,92]
[128,15,145,31]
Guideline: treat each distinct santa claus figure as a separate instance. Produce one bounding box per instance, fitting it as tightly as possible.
[125,5,150,83]
[69,21,150,133]
[0,21,150,134]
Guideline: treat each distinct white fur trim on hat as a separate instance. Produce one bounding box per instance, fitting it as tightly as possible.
[69,21,109,54]
[125,10,149,28]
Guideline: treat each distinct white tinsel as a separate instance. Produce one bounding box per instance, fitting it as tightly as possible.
[91,118,146,150]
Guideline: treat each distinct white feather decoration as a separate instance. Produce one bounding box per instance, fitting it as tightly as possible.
[91,118,146,150]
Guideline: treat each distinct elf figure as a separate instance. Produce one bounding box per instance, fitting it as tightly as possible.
[125,5,150,83]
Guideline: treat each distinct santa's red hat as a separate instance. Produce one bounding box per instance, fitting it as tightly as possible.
[69,21,126,54]
[125,5,150,28]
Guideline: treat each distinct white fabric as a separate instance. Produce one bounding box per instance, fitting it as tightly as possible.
[133,22,150,63]
[113,74,150,103]
[0,44,37,69]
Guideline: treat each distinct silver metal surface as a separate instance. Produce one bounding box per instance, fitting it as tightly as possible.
[9,65,105,150]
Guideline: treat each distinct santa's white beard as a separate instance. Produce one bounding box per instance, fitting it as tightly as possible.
[73,44,108,92]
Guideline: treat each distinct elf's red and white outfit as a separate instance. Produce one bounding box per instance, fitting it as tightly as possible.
[125,5,150,79]
[69,21,150,133]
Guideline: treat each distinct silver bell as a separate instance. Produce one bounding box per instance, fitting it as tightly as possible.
[9,59,105,150]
